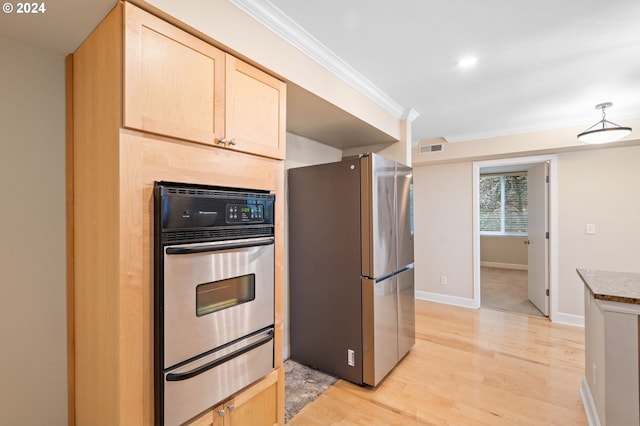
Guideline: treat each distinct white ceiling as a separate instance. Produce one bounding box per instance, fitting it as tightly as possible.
[267,0,640,143]
[2,0,639,145]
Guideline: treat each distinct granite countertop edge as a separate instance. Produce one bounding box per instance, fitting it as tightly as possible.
[577,268,640,305]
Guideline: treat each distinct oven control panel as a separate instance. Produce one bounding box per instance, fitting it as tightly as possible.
[226,203,265,223]
[156,182,274,244]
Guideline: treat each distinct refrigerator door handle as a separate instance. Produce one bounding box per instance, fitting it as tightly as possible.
[371,264,413,283]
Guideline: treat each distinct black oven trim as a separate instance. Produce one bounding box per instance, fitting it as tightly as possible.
[153,181,276,425]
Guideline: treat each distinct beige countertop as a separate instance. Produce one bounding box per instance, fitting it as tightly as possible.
[577,268,640,305]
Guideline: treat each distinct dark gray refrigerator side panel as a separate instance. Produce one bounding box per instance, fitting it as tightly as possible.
[362,154,397,279]
[396,162,414,269]
[288,159,364,384]
[397,266,415,359]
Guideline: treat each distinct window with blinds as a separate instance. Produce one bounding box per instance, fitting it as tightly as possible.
[480,173,528,235]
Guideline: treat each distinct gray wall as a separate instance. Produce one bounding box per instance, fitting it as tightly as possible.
[0,36,68,425]
[413,144,640,322]
[557,145,640,318]
[414,161,474,303]
[480,235,528,268]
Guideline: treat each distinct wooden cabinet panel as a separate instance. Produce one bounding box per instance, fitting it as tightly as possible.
[124,2,225,145]
[124,2,285,160]
[228,369,279,426]
[226,55,286,160]
[70,3,285,424]
[185,409,214,426]
[182,369,280,426]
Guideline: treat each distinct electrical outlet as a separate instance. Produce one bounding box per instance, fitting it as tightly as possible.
[440,276,447,286]
[586,223,596,235]
[347,349,355,367]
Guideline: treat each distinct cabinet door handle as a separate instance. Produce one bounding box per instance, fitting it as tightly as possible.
[217,408,225,416]
[228,138,237,146]
[227,403,235,411]
[217,137,227,145]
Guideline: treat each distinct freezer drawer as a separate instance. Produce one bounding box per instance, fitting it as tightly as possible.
[362,276,398,386]
[398,266,415,359]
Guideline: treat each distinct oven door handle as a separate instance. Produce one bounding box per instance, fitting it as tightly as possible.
[165,237,274,255]
[165,329,274,382]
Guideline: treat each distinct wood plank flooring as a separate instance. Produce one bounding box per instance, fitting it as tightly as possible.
[287,300,586,425]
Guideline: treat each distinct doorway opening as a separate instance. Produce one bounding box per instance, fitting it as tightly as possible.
[473,155,557,320]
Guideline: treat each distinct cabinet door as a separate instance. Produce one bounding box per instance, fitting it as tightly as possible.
[228,370,278,426]
[124,3,225,146]
[212,405,227,426]
[185,408,215,426]
[225,55,286,160]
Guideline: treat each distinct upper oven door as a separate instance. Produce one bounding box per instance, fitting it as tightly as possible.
[162,237,275,369]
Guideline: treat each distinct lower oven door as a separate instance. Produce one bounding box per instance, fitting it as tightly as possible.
[164,327,274,426]
[162,237,275,369]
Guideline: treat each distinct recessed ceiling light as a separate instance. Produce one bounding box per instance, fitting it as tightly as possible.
[457,56,478,69]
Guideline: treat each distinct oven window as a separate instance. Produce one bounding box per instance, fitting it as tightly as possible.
[196,274,256,317]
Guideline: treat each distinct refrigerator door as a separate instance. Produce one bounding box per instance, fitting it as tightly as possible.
[362,276,398,386]
[397,266,415,359]
[396,161,414,269]
[361,154,397,279]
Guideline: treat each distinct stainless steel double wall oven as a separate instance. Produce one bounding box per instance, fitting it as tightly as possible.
[154,182,276,425]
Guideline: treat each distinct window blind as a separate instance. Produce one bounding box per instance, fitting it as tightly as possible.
[480,174,528,234]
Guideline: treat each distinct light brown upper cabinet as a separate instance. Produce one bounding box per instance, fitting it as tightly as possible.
[124,3,286,160]
[225,55,286,160]
[124,4,226,148]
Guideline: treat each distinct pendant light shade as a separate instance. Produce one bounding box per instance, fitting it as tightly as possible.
[577,102,632,144]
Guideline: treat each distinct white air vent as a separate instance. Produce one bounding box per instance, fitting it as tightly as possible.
[419,144,443,154]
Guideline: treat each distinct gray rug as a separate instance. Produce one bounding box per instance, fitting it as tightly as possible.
[284,359,338,423]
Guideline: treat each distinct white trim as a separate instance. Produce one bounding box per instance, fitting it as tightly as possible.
[473,155,559,321]
[480,261,528,270]
[553,312,585,327]
[415,291,479,309]
[228,0,407,119]
[580,376,601,426]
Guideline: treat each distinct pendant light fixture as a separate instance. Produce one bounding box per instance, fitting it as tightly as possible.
[577,102,632,144]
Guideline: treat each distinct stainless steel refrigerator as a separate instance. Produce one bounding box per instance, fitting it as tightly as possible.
[288,153,415,386]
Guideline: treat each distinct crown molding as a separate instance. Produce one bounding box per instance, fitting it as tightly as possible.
[402,108,420,122]
[228,0,407,119]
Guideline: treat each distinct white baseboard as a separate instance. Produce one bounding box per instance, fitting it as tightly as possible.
[415,291,479,309]
[552,312,585,327]
[580,376,601,426]
[480,261,528,270]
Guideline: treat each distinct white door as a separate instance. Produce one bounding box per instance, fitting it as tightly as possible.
[527,162,549,316]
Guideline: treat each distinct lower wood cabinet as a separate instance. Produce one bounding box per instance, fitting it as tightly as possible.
[185,369,281,426]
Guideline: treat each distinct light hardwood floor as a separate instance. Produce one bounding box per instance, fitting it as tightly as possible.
[288,300,586,425]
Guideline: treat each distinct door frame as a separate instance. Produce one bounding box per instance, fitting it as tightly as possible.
[472,154,558,321]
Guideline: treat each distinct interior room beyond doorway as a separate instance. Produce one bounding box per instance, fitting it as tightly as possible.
[474,155,556,319]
